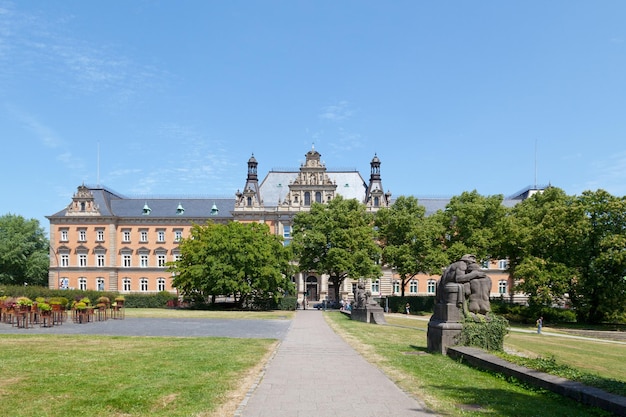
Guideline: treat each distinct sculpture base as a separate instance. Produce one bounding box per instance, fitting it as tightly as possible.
[351,305,387,324]
[427,318,463,354]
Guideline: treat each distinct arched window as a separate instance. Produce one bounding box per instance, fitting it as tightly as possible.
[427,279,437,294]
[315,191,322,203]
[409,280,418,294]
[304,192,311,206]
[157,278,166,292]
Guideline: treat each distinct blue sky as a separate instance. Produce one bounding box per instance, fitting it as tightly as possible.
[2,1,626,235]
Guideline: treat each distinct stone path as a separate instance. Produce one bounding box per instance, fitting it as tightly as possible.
[236,310,435,417]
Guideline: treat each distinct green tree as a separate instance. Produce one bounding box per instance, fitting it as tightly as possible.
[504,188,626,323]
[569,190,626,323]
[291,196,381,301]
[503,187,579,307]
[433,190,509,264]
[0,214,49,286]
[169,221,294,309]
[375,196,447,296]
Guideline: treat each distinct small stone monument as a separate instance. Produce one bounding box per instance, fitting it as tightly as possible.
[427,254,492,354]
[350,281,387,324]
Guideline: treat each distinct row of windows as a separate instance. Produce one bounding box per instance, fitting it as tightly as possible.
[59,229,185,243]
[58,254,179,268]
[61,277,168,292]
[366,279,508,295]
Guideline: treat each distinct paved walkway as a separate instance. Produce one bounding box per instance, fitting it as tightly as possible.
[236,310,435,417]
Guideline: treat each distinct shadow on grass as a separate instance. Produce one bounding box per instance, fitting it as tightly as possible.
[427,384,613,417]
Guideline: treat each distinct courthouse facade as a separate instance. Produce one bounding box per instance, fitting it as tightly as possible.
[47,147,528,304]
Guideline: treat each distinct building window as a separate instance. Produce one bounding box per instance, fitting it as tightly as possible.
[140,278,149,292]
[157,253,166,267]
[174,230,183,242]
[482,259,490,269]
[247,196,252,206]
[393,281,400,294]
[315,191,322,203]
[157,230,165,242]
[427,279,436,294]
[140,253,149,268]
[409,280,418,294]
[140,230,148,242]
[78,253,87,267]
[78,229,87,242]
[122,230,131,242]
[97,278,105,291]
[96,253,105,267]
[157,278,166,292]
[371,279,380,294]
[374,196,380,207]
[78,277,87,291]
[60,254,69,267]
[96,229,105,242]
[304,192,311,206]
[498,259,509,270]
[122,253,131,267]
[499,280,507,294]
[123,278,131,292]
[60,229,68,242]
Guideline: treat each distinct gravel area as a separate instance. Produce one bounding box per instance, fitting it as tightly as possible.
[0,317,292,339]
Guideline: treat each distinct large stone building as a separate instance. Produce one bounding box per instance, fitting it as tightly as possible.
[47,146,533,304]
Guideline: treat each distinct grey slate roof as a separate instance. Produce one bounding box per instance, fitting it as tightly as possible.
[259,170,368,206]
[48,186,235,219]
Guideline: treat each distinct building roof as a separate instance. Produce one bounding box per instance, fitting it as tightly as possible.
[259,170,368,206]
[48,186,235,220]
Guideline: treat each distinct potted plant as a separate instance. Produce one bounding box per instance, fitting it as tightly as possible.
[38,302,52,315]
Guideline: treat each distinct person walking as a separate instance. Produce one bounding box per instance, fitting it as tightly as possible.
[536,316,543,334]
[405,302,410,315]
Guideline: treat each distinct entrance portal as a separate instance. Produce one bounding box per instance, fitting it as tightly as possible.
[305,276,318,301]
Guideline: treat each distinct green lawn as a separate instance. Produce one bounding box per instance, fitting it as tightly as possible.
[1,309,622,417]
[326,312,624,417]
[0,334,276,417]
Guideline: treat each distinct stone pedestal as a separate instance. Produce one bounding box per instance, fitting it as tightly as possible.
[427,283,464,354]
[351,305,387,324]
[427,319,463,354]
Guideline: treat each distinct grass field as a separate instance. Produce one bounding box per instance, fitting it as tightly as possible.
[1,309,623,416]
[327,312,625,416]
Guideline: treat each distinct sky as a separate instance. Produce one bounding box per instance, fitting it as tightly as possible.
[2,1,626,235]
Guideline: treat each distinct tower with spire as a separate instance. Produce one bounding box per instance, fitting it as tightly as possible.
[235,154,262,209]
[364,153,391,210]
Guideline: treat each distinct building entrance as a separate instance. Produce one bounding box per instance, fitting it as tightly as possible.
[305,276,318,301]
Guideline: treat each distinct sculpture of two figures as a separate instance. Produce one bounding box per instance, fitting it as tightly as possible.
[436,254,492,319]
[354,281,379,309]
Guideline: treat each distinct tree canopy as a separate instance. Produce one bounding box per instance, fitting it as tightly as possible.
[0,213,49,286]
[503,187,626,323]
[291,196,381,301]
[433,190,509,263]
[169,221,294,309]
[375,196,446,296]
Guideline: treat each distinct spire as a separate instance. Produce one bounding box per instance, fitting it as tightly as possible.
[235,153,262,208]
[365,153,390,210]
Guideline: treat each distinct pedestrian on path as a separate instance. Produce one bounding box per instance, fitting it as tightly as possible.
[405,302,410,315]
[536,316,543,334]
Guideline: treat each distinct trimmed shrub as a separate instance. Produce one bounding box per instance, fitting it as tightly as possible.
[459,313,509,351]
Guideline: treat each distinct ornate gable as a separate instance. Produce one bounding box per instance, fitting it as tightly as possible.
[66,185,101,216]
[282,146,337,207]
